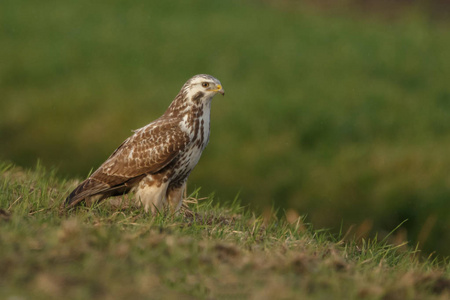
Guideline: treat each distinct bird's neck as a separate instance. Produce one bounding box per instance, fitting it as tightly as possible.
[164,91,212,119]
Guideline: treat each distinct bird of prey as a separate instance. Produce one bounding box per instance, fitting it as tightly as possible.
[65,74,224,214]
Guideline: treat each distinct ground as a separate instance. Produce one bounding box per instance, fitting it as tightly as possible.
[1,162,449,299]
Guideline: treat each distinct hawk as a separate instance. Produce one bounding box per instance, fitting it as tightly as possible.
[65,74,224,213]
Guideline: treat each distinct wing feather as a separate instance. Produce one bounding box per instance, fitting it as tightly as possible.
[65,118,190,207]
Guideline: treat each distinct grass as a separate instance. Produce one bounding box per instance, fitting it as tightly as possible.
[1,0,450,256]
[1,162,449,299]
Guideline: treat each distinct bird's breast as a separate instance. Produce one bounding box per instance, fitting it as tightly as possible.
[171,104,211,182]
[180,103,211,147]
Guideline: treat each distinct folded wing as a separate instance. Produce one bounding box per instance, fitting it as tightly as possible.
[65,118,189,207]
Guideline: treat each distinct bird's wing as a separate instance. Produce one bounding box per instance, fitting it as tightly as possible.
[65,118,190,207]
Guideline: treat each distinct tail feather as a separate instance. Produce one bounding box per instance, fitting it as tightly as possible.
[65,174,146,208]
[65,178,109,208]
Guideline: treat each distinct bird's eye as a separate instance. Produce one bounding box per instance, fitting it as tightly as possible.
[202,82,210,88]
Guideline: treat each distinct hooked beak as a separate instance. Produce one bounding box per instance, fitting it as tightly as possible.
[215,84,225,96]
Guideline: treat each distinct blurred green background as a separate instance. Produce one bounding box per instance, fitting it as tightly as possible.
[1,0,450,256]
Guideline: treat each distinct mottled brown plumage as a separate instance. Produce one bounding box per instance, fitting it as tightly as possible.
[65,74,224,213]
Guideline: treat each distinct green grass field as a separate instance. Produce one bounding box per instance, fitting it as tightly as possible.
[1,162,449,299]
[1,0,450,258]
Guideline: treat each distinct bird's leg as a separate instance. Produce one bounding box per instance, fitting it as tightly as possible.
[166,182,186,214]
[133,178,170,215]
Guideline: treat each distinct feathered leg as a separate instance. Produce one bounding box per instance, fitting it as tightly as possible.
[166,181,186,214]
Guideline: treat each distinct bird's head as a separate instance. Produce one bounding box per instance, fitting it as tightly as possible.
[183,74,225,103]
[166,74,225,117]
